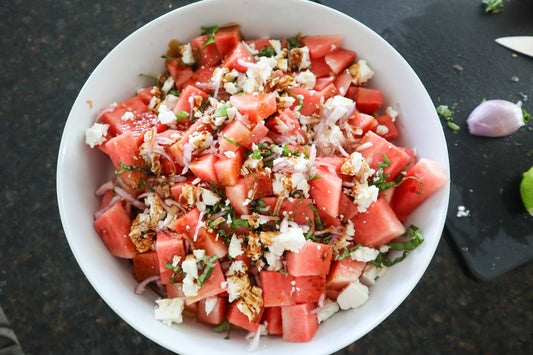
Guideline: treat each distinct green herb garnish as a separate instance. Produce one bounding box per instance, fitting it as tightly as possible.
[221,136,243,147]
[523,108,531,124]
[201,25,219,48]
[197,255,218,286]
[370,153,423,194]
[286,36,301,50]
[482,0,505,14]
[139,73,159,83]
[436,104,460,133]
[287,90,304,112]
[176,110,189,122]
[213,103,230,118]
[213,319,231,339]
[259,45,276,57]
[116,162,152,176]
[165,262,185,284]
[370,225,424,267]
[337,244,363,261]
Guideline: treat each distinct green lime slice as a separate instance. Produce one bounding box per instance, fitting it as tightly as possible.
[520,166,533,216]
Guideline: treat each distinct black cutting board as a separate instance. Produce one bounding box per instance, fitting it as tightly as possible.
[348,0,533,280]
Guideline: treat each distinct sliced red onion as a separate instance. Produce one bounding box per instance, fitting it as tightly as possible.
[95,180,115,196]
[114,186,145,210]
[467,100,525,137]
[134,275,161,295]
[182,142,193,174]
[95,103,117,122]
[237,58,258,71]
[193,210,205,242]
[247,324,263,352]
[93,194,122,219]
[279,215,289,233]
[167,175,187,183]
[154,135,175,146]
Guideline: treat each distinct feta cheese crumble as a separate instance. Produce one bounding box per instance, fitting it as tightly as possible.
[84,122,109,148]
[336,280,369,310]
[154,298,185,326]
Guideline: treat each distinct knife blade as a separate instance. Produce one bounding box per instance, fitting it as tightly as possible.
[495,36,533,58]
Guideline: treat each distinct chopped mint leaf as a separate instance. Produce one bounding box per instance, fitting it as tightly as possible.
[201,25,219,48]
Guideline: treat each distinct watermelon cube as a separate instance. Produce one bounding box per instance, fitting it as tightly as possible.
[350,87,383,114]
[166,60,194,90]
[229,93,277,123]
[227,301,263,333]
[214,25,241,56]
[190,34,222,67]
[326,259,366,300]
[281,303,319,343]
[301,34,344,59]
[223,42,255,73]
[214,148,244,186]
[293,275,326,303]
[93,202,137,259]
[324,48,357,74]
[186,261,227,304]
[309,165,342,222]
[156,231,186,284]
[357,131,412,181]
[351,197,406,247]
[196,296,228,325]
[189,153,219,184]
[390,158,448,222]
[132,251,160,281]
[285,241,333,277]
[260,270,296,307]
[262,307,283,335]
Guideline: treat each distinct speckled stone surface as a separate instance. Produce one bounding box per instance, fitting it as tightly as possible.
[0,0,531,354]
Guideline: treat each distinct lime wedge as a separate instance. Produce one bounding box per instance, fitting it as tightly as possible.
[520,166,533,216]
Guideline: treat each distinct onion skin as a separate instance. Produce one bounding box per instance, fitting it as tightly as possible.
[467,100,524,137]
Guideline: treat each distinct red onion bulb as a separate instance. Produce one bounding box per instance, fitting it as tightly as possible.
[467,100,525,137]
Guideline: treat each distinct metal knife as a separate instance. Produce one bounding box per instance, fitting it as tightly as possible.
[495,36,533,58]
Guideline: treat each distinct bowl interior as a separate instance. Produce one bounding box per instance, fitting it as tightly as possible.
[57,0,450,354]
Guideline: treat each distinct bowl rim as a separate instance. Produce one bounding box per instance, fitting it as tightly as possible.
[57,0,450,354]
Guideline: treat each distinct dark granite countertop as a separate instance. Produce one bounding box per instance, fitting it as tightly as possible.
[1,0,532,354]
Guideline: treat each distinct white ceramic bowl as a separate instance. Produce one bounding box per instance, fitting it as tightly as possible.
[57,0,450,353]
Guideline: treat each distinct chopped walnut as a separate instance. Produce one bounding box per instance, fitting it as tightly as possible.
[246,231,263,261]
[288,47,311,71]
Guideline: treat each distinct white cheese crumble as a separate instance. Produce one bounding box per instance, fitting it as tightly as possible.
[360,263,388,286]
[295,70,316,90]
[457,205,471,217]
[350,246,380,262]
[336,280,369,310]
[181,256,199,279]
[181,43,195,65]
[161,76,175,95]
[182,273,200,297]
[228,235,244,258]
[353,184,379,213]
[268,227,306,256]
[158,102,177,126]
[376,125,389,136]
[201,189,221,206]
[154,298,185,326]
[348,59,374,85]
[204,296,218,316]
[385,106,399,122]
[224,151,236,158]
[85,122,109,148]
[316,299,340,324]
[121,111,135,121]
